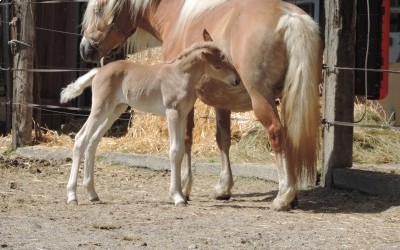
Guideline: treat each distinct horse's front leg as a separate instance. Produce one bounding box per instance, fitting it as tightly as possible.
[213,108,234,200]
[181,108,194,200]
[166,109,188,206]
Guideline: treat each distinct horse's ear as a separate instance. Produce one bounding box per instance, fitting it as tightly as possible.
[203,29,213,42]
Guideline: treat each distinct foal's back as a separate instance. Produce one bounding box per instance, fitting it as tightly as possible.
[92,60,179,116]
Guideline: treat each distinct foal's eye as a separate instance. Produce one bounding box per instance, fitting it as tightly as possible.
[214,65,222,70]
[220,54,225,60]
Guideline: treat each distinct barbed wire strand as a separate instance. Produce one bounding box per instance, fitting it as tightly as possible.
[0,20,82,37]
[1,101,399,131]
[0,0,88,6]
[0,0,398,131]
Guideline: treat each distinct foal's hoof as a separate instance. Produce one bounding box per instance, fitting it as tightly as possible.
[89,196,100,202]
[67,200,78,205]
[175,201,188,207]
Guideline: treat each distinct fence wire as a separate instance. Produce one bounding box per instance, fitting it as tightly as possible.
[0,0,399,131]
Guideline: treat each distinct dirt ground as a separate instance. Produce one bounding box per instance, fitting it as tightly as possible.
[0,154,399,250]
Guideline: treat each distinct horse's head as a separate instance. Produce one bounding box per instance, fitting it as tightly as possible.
[200,30,241,87]
[80,0,136,62]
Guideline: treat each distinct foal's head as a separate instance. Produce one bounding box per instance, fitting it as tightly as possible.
[198,30,241,87]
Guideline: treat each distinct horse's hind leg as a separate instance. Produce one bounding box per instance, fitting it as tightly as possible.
[82,104,127,201]
[251,94,296,211]
[213,108,234,200]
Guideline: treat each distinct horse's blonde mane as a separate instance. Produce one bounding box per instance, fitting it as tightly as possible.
[82,0,156,29]
[175,0,229,34]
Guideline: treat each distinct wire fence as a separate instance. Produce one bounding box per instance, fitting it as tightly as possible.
[0,0,400,132]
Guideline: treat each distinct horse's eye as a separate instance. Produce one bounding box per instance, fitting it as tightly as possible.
[220,54,225,61]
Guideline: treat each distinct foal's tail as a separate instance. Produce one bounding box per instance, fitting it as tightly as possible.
[276,11,322,186]
[60,68,98,103]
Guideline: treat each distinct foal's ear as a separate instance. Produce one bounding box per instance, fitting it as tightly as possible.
[203,29,213,42]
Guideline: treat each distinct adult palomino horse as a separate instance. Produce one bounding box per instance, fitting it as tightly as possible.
[61,35,240,206]
[80,0,323,211]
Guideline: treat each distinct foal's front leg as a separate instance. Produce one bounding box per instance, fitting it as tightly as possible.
[213,108,234,200]
[166,108,188,206]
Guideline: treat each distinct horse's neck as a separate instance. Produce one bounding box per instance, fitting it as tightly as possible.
[139,0,183,42]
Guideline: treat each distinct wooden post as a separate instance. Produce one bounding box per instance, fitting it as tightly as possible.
[11,0,35,149]
[322,0,357,187]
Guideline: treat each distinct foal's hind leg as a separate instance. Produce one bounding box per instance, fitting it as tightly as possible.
[181,108,194,200]
[82,104,127,202]
[166,108,188,206]
[66,122,88,204]
[213,108,234,200]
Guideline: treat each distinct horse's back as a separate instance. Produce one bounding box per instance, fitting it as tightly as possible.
[176,0,314,109]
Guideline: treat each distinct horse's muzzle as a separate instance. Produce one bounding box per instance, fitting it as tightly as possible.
[80,37,101,63]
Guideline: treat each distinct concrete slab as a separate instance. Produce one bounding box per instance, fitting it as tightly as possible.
[12,146,400,198]
[14,146,279,183]
[333,167,400,198]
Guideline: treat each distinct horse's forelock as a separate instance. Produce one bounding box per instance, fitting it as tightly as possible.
[82,0,119,29]
[82,0,156,29]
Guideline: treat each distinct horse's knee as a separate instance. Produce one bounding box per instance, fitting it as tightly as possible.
[267,123,284,153]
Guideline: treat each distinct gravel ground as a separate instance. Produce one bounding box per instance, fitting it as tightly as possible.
[0,154,399,249]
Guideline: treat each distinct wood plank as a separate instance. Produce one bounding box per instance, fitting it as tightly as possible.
[11,0,35,149]
[322,0,357,187]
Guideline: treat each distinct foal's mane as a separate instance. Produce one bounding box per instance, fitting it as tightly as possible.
[82,0,158,29]
[166,41,219,64]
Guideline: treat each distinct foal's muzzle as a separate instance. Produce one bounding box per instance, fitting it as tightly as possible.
[230,75,241,86]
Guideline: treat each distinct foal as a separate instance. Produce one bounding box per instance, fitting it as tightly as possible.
[60,35,240,206]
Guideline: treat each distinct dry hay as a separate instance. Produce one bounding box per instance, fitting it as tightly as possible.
[113,102,274,163]
[2,48,399,166]
[353,100,400,164]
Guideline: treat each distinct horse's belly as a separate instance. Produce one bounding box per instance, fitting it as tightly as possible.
[195,79,252,112]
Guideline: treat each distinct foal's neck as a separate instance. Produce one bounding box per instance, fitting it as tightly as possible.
[174,52,205,85]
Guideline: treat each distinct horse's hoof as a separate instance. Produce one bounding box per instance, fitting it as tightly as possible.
[67,200,78,205]
[290,196,299,209]
[213,193,231,201]
[272,199,292,212]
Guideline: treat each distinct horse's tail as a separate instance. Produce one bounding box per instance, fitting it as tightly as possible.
[276,11,322,186]
[60,68,98,104]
